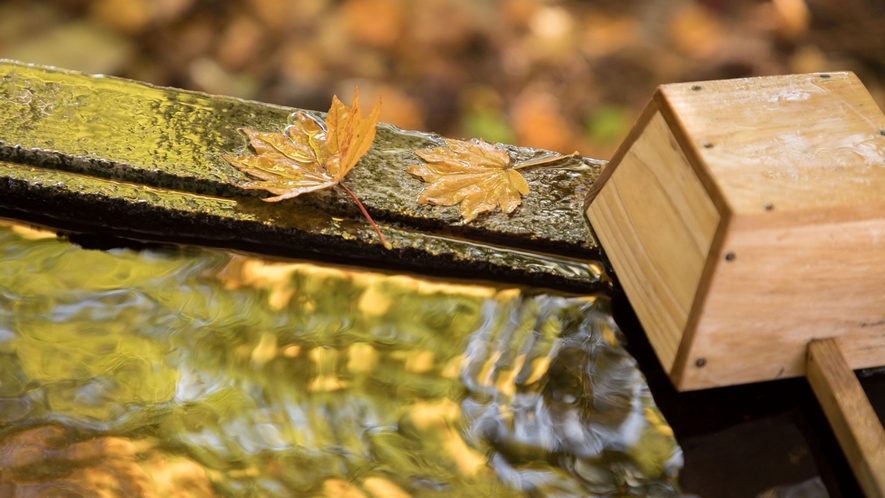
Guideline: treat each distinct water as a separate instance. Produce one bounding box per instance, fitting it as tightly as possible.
[0,221,681,497]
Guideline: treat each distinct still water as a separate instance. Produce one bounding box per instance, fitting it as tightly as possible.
[0,221,681,497]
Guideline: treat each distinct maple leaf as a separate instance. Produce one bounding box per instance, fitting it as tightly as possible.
[407,138,578,223]
[224,88,390,248]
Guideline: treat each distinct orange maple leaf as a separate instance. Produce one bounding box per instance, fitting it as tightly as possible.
[407,138,577,223]
[224,89,389,247]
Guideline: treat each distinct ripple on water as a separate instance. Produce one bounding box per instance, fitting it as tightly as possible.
[0,222,681,497]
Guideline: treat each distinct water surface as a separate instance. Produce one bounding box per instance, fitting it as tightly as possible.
[0,222,681,497]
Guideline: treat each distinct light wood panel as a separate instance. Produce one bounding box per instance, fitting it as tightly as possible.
[678,215,885,390]
[587,72,885,391]
[586,110,720,370]
[659,72,885,220]
[807,338,885,498]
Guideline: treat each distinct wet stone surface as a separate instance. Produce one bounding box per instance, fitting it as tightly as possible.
[0,61,604,283]
[0,160,606,291]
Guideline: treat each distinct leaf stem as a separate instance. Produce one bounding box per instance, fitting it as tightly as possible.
[512,151,581,170]
[340,182,392,250]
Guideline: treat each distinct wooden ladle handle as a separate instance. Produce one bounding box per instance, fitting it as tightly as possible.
[807,338,885,497]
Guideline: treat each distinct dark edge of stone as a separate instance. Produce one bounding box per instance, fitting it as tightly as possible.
[0,141,604,259]
[0,142,253,199]
[0,60,603,260]
[0,163,609,294]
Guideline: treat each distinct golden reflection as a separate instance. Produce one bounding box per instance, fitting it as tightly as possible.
[218,254,498,315]
[600,320,619,346]
[404,350,435,374]
[308,347,348,392]
[0,222,681,496]
[523,356,552,386]
[322,479,367,498]
[10,222,58,240]
[361,477,411,498]
[408,399,487,477]
[493,353,526,397]
[440,354,463,379]
[346,343,377,374]
[250,332,278,367]
[0,425,216,497]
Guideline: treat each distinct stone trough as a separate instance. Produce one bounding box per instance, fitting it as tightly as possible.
[0,60,607,293]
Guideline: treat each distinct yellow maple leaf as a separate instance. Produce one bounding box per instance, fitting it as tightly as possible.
[407,138,576,223]
[224,89,381,202]
[224,88,389,247]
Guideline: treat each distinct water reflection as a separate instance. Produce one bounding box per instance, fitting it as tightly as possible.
[0,222,681,497]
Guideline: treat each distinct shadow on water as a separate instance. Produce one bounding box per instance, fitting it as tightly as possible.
[0,221,680,497]
[612,292,859,498]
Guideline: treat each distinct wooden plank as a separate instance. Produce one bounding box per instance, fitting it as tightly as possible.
[659,72,885,222]
[586,110,720,370]
[807,338,885,498]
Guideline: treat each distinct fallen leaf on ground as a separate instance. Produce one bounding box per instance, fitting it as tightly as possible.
[407,138,576,222]
[224,88,390,248]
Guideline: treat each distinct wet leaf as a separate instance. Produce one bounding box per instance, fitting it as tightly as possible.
[224,88,381,202]
[224,88,390,247]
[407,138,528,223]
[408,139,580,222]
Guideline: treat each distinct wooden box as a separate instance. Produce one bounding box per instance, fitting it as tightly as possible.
[585,72,885,391]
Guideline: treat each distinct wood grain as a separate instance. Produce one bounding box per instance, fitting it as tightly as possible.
[584,100,660,210]
[586,111,720,370]
[678,215,885,390]
[588,72,885,390]
[660,72,885,222]
[807,338,885,498]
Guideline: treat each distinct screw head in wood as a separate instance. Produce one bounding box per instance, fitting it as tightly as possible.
[764,203,773,211]
[725,253,736,261]
[696,358,707,367]
[691,85,702,91]
[703,142,714,149]
[880,129,885,136]
[819,73,830,79]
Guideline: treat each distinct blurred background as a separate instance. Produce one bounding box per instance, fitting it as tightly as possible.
[0,0,883,160]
